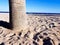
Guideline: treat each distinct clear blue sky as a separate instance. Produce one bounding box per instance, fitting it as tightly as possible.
[0,0,9,12]
[26,0,60,13]
[0,0,60,13]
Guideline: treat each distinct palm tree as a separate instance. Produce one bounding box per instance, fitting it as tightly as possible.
[9,0,27,31]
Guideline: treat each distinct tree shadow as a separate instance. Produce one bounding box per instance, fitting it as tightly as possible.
[9,0,13,29]
[0,0,13,29]
[0,21,12,29]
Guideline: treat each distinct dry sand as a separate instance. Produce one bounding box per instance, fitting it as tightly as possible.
[0,13,60,45]
[0,13,9,22]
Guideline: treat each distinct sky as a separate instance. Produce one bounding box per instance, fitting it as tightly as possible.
[0,0,9,12]
[26,0,60,13]
[0,0,60,13]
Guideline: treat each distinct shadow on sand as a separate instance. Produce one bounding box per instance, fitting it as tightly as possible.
[0,0,13,30]
[0,21,12,29]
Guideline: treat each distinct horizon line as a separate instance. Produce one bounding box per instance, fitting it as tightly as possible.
[0,11,9,13]
[26,12,60,14]
[0,11,60,14]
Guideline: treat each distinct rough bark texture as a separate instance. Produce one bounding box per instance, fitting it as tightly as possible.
[11,0,27,31]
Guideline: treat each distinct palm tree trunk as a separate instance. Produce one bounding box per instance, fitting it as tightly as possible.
[10,0,27,31]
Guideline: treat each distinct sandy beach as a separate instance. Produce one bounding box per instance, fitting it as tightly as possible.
[0,13,9,22]
[0,13,60,45]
